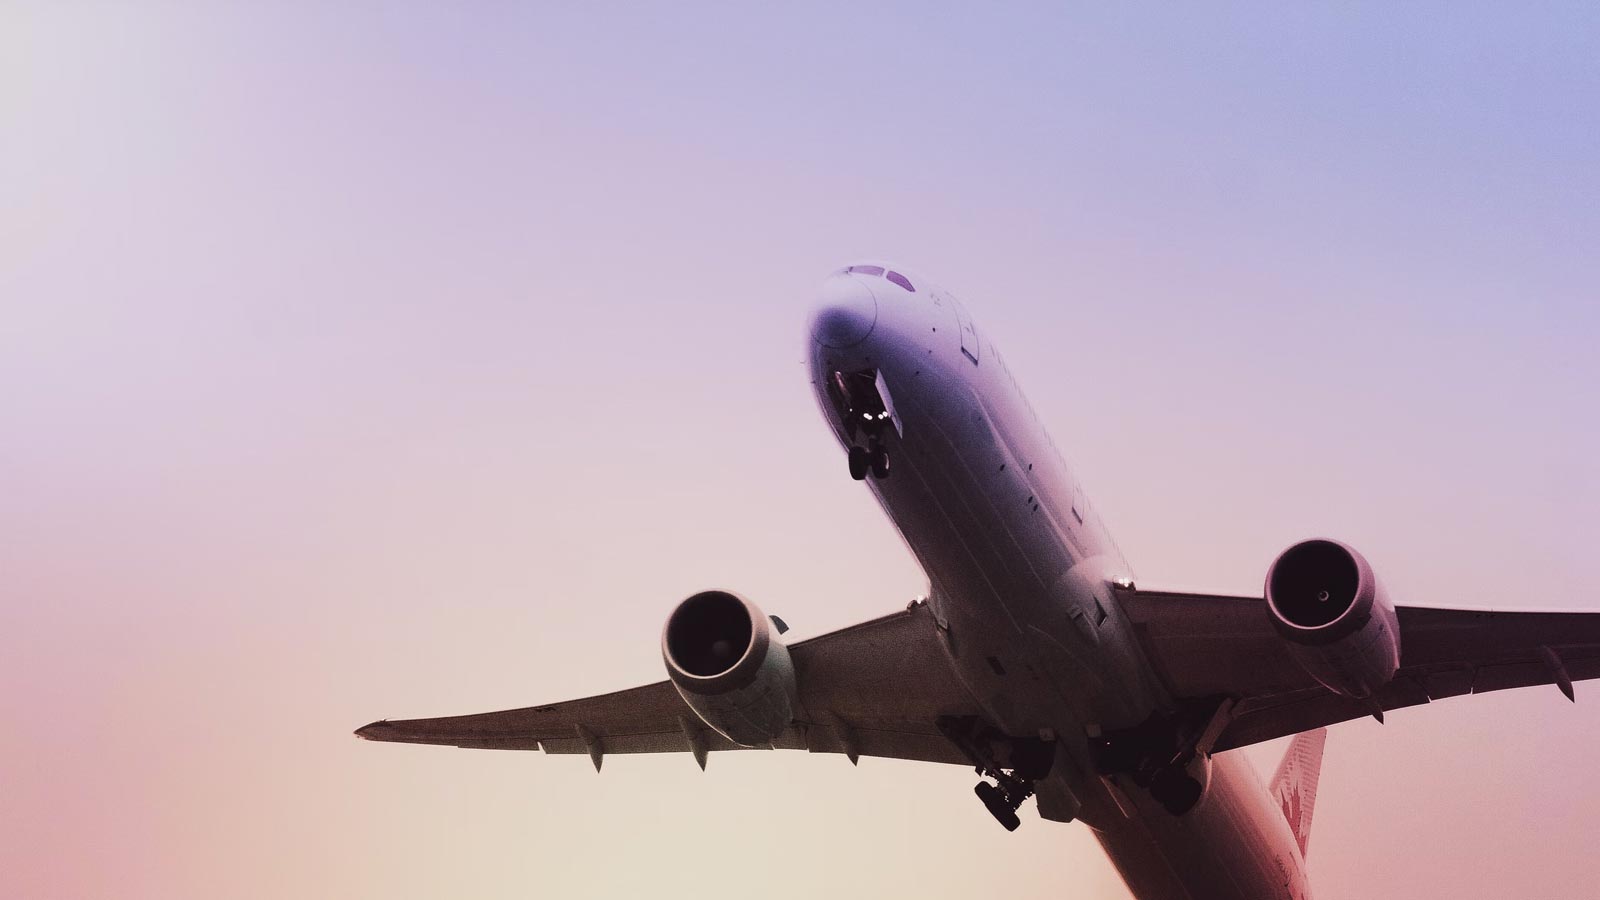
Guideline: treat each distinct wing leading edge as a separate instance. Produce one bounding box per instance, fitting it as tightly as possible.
[356,600,980,769]
[1119,587,1600,752]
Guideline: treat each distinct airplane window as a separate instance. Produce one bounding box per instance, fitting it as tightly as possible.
[847,265,885,276]
[885,271,915,292]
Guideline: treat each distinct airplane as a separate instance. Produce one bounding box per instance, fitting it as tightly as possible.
[357,261,1600,899]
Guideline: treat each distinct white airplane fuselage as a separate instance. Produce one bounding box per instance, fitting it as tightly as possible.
[807,264,1312,900]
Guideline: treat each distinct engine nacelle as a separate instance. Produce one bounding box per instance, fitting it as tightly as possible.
[662,590,797,747]
[1265,539,1400,700]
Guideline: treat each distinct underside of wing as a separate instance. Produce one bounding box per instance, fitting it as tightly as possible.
[1120,586,1600,752]
[357,600,979,768]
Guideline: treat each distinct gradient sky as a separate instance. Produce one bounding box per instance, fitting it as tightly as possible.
[4,4,1598,899]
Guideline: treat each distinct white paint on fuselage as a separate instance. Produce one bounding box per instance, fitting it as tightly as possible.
[807,263,1312,900]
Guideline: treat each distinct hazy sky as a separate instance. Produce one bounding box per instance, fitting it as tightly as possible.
[4,4,1598,899]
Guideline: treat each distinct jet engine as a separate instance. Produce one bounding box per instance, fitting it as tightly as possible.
[663,590,797,747]
[1265,539,1400,700]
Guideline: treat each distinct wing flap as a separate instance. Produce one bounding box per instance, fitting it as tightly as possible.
[1119,588,1320,699]
[537,729,754,756]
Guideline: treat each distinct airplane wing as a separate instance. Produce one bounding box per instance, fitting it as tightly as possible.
[1118,586,1600,752]
[356,600,978,768]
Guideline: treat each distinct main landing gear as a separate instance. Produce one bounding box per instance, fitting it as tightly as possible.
[974,772,1033,832]
[1148,764,1204,816]
[1089,697,1231,817]
[938,715,1055,832]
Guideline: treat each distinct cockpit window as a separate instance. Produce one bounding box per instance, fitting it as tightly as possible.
[847,265,885,277]
[885,271,915,292]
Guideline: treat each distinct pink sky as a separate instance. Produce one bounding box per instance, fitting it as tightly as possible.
[4,5,1598,899]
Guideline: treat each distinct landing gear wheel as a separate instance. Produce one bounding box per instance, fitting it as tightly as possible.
[975,782,1022,832]
[869,444,890,479]
[1150,766,1203,816]
[847,446,869,481]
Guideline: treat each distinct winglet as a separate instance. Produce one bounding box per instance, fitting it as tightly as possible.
[1270,728,1327,858]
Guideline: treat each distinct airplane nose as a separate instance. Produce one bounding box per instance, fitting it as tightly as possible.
[810,275,878,349]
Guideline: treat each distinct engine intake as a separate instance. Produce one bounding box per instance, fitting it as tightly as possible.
[1265,539,1400,699]
[666,590,759,679]
[1268,539,1366,635]
[663,590,796,747]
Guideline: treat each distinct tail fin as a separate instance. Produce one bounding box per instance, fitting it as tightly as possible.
[1269,728,1327,858]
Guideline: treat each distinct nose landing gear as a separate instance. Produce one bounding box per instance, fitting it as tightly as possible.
[828,369,896,481]
[848,441,890,481]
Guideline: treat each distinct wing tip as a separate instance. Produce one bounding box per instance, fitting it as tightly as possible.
[354,720,391,741]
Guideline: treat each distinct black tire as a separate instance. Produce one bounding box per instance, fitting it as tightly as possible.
[1151,767,1203,816]
[869,446,890,479]
[847,447,869,481]
[974,782,1022,832]
[995,807,1021,832]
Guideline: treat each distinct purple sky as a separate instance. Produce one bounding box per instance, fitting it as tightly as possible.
[4,5,1598,898]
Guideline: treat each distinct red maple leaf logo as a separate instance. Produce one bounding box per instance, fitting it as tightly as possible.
[1281,785,1304,840]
